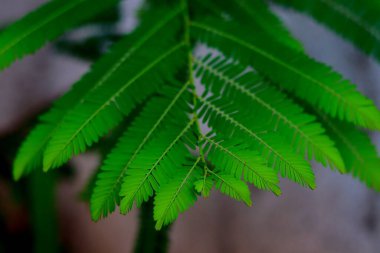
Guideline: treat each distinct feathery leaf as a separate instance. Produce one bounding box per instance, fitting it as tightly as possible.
[191,17,380,130]
[194,172,213,198]
[208,170,252,206]
[90,83,191,220]
[194,54,345,172]
[197,95,316,189]
[202,134,281,195]
[13,6,185,179]
[204,0,303,50]
[0,0,118,71]
[43,10,187,170]
[118,115,196,214]
[154,157,202,230]
[319,113,380,191]
[273,0,380,62]
[10,0,380,229]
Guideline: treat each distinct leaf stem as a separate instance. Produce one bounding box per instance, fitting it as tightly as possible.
[134,199,171,253]
[181,0,207,166]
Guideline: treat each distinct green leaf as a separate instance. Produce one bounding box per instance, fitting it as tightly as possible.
[209,170,252,206]
[119,117,196,216]
[11,0,380,228]
[202,135,281,195]
[194,55,345,172]
[191,17,380,130]
[43,11,186,170]
[90,83,191,220]
[13,124,54,180]
[273,0,380,62]
[319,113,380,191]
[154,157,202,230]
[0,0,118,70]
[13,6,185,179]
[197,95,316,189]
[207,0,303,50]
[194,172,213,198]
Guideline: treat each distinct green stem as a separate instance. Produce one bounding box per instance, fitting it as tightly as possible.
[134,199,171,253]
[29,171,59,253]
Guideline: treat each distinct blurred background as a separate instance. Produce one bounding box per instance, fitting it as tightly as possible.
[0,0,379,252]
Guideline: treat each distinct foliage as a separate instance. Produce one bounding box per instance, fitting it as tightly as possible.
[1,0,380,230]
[273,0,380,61]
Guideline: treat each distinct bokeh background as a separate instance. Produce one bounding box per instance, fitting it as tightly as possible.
[0,0,379,252]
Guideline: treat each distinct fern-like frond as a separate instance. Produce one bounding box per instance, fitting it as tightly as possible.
[190,17,380,130]
[208,170,252,206]
[202,134,281,195]
[197,95,316,189]
[13,123,54,180]
[194,171,213,198]
[273,0,380,62]
[43,12,187,170]
[13,6,185,179]
[90,83,191,220]
[205,0,303,50]
[10,0,380,229]
[119,116,197,215]
[319,113,380,191]
[154,157,202,230]
[194,55,345,172]
[0,0,118,71]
